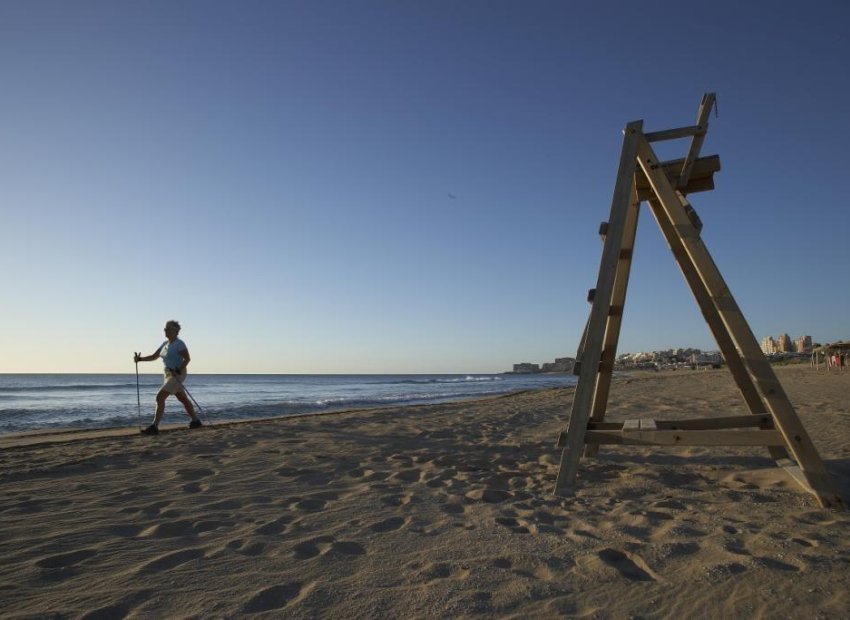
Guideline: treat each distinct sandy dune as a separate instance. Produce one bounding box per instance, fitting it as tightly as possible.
[1,364,849,618]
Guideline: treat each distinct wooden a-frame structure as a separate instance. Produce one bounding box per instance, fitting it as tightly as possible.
[554,94,843,509]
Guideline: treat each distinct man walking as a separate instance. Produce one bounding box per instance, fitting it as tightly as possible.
[134,320,202,435]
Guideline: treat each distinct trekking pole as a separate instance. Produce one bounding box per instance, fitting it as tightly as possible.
[174,373,212,426]
[135,355,144,430]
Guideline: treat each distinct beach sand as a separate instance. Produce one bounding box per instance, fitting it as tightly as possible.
[1,364,849,618]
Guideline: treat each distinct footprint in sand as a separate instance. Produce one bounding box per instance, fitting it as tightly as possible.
[753,556,800,572]
[194,519,235,533]
[241,582,303,614]
[137,548,205,574]
[465,489,513,504]
[105,524,145,538]
[294,498,327,512]
[292,536,366,560]
[275,466,307,477]
[124,500,171,517]
[415,561,471,583]
[440,503,466,515]
[80,589,154,620]
[369,516,408,533]
[176,467,216,481]
[240,541,268,557]
[254,515,293,536]
[791,536,818,548]
[139,519,197,538]
[380,492,413,507]
[181,481,209,494]
[596,548,658,582]
[389,469,422,483]
[202,499,242,511]
[36,548,97,569]
[494,516,533,534]
[723,539,750,556]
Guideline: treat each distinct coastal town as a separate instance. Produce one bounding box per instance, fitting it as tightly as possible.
[509,333,819,374]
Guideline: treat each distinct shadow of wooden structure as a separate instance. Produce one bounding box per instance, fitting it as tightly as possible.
[555,94,843,509]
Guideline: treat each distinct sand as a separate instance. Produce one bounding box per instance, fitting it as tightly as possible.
[1,364,849,618]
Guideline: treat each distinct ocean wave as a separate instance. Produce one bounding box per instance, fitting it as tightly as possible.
[207,389,505,420]
[367,376,503,385]
[0,383,138,393]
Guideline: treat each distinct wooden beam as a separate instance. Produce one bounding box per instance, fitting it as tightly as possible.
[659,414,774,430]
[559,414,777,447]
[645,125,705,142]
[584,182,641,458]
[634,154,720,200]
[678,93,716,188]
[638,176,713,201]
[554,120,643,496]
[584,429,786,447]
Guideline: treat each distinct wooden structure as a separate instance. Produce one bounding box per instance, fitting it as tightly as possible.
[812,341,849,371]
[554,94,843,509]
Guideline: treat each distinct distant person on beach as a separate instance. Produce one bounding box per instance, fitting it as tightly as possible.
[134,320,201,435]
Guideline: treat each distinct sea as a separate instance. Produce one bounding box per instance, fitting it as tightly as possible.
[0,373,577,435]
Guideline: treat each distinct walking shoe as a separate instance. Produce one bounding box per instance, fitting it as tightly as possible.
[189,418,203,429]
[141,424,159,436]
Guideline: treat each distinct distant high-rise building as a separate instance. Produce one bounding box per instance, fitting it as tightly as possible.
[794,335,812,353]
[761,333,812,355]
[761,336,777,354]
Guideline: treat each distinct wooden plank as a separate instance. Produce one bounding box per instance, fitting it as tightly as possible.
[584,429,786,447]
[678,93,716,188]
[640,419,658,430]
[634,154,719,199]
[637,176,713,201]
[622,419,641,432]
[637,136,843,509]
[584,183,641,458]
[645,125,705,142]
[554,120,643,496]
[583,415,773,433]
[658,414,773,430]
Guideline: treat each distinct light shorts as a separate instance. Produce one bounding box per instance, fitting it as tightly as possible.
[162,371,186,395]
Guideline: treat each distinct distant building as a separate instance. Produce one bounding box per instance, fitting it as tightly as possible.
[761,333,812,355]
[511,357,574,374]
[794,335,812,353]
[540,359,574,373]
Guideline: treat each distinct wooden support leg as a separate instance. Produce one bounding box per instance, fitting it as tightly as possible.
[584,183,641,458]
[555,121,643,496]
[637,136,842,509]
[646,196,789,462]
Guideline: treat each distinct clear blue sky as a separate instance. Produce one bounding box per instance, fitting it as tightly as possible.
[2,1,848,373]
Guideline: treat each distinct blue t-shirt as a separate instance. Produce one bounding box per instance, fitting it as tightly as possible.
[160,338,187,370]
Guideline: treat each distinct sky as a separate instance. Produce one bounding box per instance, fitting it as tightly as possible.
[1,1,849,374]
